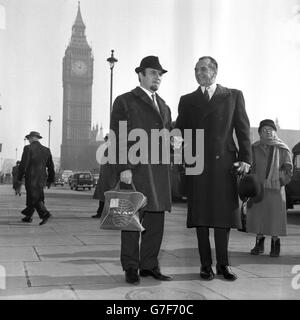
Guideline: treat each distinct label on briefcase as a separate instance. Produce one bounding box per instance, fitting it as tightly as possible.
[110,198,119,208]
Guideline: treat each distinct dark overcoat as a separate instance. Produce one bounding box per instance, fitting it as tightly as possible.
[110,86,172,212]
[93,162,118,201]
[12,165,19,190]
[175,85,252,228]
[18,141,55,206]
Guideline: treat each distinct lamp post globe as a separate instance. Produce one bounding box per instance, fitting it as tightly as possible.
[47,115,52,149]
[107,50,118,115]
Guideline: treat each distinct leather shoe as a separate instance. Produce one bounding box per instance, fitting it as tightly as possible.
[39,213,51,226]
[216,264,237,281]
[140,267,173,281]
[91,213,102,218]
[22,216,32,223]
[125,268,140,285]
[200,266,214,280]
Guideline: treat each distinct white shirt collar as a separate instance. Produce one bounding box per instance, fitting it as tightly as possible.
[201,83,217,98]
[139,85,156,100]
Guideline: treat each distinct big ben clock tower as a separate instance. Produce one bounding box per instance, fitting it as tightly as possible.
[60,2,94,170]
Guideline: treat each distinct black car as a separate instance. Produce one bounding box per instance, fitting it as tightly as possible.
[286,142,300,209]
[70,172,93,191]
[54,175,64,187]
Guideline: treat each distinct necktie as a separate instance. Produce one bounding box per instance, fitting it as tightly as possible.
[203,88,210,101]
[151,93,159,112]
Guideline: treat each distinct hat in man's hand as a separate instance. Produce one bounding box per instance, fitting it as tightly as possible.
[238,173,264,203]
[25,131,42,139]
[135,56,167,74]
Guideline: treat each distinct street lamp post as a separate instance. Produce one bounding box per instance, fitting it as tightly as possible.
[107,50,118,115]
[15,148,18,160]
[47,115,52,149]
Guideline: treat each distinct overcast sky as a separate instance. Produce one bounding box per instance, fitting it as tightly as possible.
[1,0,300,162]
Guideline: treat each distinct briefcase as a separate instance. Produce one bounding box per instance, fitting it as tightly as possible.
[99,181,147,232]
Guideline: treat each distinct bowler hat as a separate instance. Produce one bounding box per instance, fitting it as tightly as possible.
[258,119,277,133]
[25,131,42,139]
[238,173,264,202]
[135,56,167,74]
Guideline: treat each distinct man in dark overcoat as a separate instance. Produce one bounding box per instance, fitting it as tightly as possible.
[12,161,21,195]
[110,56,173,284]
[175,56,252,281]
[17,131,55,225]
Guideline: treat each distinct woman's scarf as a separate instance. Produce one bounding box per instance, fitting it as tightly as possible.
[253,133,292,190]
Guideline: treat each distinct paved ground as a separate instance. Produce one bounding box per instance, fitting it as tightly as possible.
[0,184,299,300]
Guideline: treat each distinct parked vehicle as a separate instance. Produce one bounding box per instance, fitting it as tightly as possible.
[286,142,300,209]
[54,175,64,187]
[70,172,93,191]
[62,170,73,184]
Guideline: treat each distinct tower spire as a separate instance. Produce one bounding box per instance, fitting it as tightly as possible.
[74,1,85,28]
[70,2,89,48]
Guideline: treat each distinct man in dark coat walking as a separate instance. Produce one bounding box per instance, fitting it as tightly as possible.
[110,56,173,284]
[175,56,252,281]
[18,131,55,225]
[12,161,21,195]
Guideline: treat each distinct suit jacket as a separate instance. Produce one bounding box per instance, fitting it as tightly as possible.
[175,85,252,228]
[110,86,172,212]
[18,141,55,204]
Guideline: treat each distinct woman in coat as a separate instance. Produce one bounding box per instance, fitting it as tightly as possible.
[247,119,293,257]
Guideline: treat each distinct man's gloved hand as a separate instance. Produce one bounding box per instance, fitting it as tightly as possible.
[233,161,251,175]
[120,170,132,184]
[46,181,52,189]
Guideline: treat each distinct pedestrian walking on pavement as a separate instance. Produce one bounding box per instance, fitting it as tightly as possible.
[247,119,293,257]
[12,161,21,196]
[110,55,173,285]
[175,56,252,281]
[17,131,55,225]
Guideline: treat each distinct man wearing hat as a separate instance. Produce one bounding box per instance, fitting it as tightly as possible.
[110,56,173,284]
[17,131,55,225]
[175,56,252,281]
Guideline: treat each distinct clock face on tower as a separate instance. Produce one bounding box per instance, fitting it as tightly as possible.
[71,60,87,75]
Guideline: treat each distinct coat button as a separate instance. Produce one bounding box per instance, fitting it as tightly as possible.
[216,155,220,159]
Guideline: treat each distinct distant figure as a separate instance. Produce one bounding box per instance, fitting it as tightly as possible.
[247,119,293,257]
[92,134,118,218]
[12,161,21,195]
[17,131,55,225]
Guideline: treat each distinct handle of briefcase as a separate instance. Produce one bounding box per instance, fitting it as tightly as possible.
[114,180,137,192]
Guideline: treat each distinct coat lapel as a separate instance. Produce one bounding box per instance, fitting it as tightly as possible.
[156,94,169,127]
[193,85,230,120]
[131,87,156,111]
[131,87,168,126]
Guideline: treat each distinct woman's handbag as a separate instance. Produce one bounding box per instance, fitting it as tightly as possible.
[99,181,147,232]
